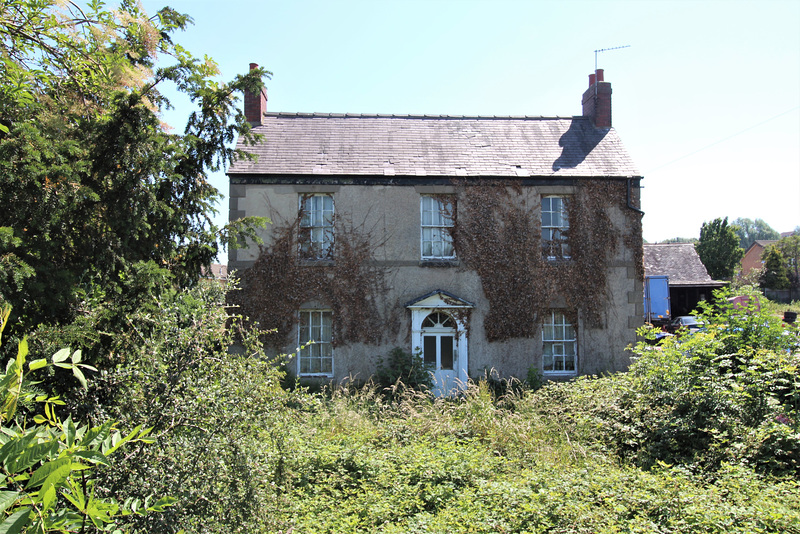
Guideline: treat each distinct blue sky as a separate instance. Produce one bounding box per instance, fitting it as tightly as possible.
[140,0,800,260]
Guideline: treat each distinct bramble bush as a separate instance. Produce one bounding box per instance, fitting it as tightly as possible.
[0,305,172,532]
[89,280,293,534]
[528,287,800,476]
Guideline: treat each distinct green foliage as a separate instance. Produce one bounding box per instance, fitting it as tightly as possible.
[90,280,290,534]
[732,217,780,250]
[777,235,800,291]
[761,246,790,290]
[0,0,268,332]
[615,288,799,474]
[374,347,433,394]
[215,374,799,533]
[0,306,172,532]
[526,366,543,391]
[696,217,744,280]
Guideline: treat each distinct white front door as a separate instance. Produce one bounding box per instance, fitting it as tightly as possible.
[421,313,458,395]
[407,291,472,396]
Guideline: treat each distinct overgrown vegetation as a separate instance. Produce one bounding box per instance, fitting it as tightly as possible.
[0,306,174,532]
[2,2,798,532]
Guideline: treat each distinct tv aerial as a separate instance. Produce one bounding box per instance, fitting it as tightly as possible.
[594,45,631,70]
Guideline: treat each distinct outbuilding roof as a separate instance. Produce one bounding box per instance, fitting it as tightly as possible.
[644,243,722,286]
[228,113,641,178]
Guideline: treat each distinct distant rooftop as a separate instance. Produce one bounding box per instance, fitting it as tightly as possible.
[644,243,722,286]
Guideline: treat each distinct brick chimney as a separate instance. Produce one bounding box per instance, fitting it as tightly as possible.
[581,68,612,128]
[244,63,267,126]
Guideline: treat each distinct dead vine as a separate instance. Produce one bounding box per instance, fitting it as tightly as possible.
[229,216,396,349]
[453,179,641,341]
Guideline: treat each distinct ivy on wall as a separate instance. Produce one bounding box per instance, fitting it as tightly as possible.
[232,179,643,349]
[229,217,397,349]
[452,179,642,341]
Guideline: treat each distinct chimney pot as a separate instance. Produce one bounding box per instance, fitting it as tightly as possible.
[581,70,612,128]
[244,63,267,126]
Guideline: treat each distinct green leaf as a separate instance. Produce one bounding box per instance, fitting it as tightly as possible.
[70,350,82,364]
[28,359,47,372]
[0,431,38,471]
[26,456,70,490]
[51,348,70,363]
[72,366,88,390]
[64,416,77,447]
[39,460,72,511]
[80,421,113,448]
[72,450,110,466]
[146,495,178,512]
[7,440,56,474]
[16,339,27,366]
[0,491,20,516]
[0,508,30,534]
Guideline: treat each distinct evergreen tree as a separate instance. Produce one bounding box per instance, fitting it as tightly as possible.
[0,0,267,332]
[695,217,744,280]
[760,246,790,290]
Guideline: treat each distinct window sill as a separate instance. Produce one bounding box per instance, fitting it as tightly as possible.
[419,259,460,268]
[299,259,335,267]
[543,371,577,378]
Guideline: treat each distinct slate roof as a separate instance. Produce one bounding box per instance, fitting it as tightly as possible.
[228,113,641,178]
[643,244,723,286]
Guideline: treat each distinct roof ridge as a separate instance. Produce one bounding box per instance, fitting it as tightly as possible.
[262,112,582,121]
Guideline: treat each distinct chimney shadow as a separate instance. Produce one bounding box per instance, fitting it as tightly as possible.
[552,120,608,172]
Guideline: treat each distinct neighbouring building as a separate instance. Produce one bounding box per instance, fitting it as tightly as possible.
[228,66,644,393]
[739,240,778,282]
[643,243,724,318]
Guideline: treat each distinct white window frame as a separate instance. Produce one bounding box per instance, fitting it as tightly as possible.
[420,195,455,260]
[299,194,334,259]
[298,310,334,377]
[542,311,577,376]
[542,195,570,259]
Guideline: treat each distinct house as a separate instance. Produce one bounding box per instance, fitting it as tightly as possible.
[227,67,644,392]
[643,243,724,317]
[739,240,777,282]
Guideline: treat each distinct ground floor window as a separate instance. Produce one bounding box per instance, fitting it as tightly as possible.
[298,310,333,376]
[542,311,577,375]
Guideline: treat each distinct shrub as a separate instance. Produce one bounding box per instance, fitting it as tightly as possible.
[374,347,433,394]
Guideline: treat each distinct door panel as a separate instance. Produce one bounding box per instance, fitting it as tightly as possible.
[440,336,454,370]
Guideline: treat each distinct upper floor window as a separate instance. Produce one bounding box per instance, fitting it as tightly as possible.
[299,194,334,259]
[542,195,570,259]
[298,310,333,377]
[421,195,455,260]
[542,311,577,375]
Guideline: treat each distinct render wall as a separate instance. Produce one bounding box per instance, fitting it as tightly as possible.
[229,179,643,384]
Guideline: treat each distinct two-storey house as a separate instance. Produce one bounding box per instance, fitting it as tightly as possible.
[228,67,644,393]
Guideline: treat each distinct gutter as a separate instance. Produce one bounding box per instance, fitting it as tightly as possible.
[627,178,645,215]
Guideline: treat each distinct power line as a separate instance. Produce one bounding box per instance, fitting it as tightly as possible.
[646,106,800,174]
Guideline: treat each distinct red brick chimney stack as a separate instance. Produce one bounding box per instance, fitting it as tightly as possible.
[581,68,612,128]
[244,63,267,126]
